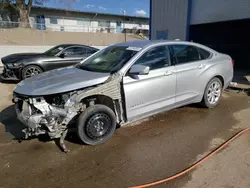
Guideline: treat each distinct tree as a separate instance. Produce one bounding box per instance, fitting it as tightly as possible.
[7,0,33,27]
[6,0,76,27]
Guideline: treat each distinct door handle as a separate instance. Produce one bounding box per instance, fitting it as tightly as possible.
[164,71,174,76]
[198,64,205,69]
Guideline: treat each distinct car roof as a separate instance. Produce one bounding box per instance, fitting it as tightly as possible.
[56,44,98,50]
[112,40,217,53]
[113,40,186,48]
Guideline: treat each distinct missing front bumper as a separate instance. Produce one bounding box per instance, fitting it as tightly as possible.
[14,96,76,152]
[0,67,19,81]
[14,95,78,138]
[15,101,47,138]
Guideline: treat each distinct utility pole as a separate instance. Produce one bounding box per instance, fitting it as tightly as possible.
[123,10,127,42]
[90,13,98,32]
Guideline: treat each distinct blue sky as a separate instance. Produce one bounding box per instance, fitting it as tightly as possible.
[43,0,150,17]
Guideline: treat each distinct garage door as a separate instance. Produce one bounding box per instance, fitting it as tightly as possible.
[190,19,250,70]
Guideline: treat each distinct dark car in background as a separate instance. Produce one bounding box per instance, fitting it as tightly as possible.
[0,44,99,80]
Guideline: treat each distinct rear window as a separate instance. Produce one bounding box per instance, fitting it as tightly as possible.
[199,48,211,60]
[171,45,201,64]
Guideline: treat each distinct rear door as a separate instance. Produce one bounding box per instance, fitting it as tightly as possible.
[170,44,210,106]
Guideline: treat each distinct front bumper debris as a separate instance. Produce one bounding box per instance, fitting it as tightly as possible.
[14,94,80,152]
[0,65,19,81]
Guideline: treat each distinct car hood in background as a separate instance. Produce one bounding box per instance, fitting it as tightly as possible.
[1,53,47,64]
[14,67,110,96]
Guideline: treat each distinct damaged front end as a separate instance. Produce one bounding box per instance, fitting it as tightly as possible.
[0,64,20,81]
[13,73,125,152]
[13,92,84,152]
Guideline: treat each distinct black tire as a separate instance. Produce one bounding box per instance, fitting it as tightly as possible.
[77,104,117,145]
[22,65,43,79]
[201,77,223,108]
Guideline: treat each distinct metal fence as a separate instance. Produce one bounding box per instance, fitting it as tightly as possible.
[0,21,149,35]
[0,21,148,45]
[0,21,114,33]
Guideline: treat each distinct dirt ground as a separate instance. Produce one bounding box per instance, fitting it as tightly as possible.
[0,79,250,188]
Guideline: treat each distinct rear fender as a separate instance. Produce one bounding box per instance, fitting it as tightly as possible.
[197,56,233,100]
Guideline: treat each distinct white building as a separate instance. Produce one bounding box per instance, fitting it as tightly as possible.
[0,5,149,36]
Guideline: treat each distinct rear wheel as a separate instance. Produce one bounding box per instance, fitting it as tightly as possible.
[22,65,43,79]
[201,77,222,108]
[77,104,117,145]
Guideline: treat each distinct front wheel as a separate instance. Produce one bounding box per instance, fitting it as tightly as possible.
[22,65,43,79]
[201,77,222,108]
[77,104,117,145]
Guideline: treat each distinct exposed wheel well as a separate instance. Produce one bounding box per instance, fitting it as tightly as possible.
[214,75,224,87]
[81,95,115,112]
[23,64,44,71]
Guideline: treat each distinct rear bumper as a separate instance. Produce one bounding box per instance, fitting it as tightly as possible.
[224,69,234,89]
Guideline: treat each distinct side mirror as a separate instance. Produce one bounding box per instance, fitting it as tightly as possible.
[59,53,65,58]
[129,64,150,75]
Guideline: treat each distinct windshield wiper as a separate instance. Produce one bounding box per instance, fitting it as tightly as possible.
[78,66,95,72]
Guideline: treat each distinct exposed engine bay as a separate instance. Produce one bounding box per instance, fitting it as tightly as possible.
[13,74,125,152]
[14,92,83,152]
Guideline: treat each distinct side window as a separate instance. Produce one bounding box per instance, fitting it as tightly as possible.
[134,45,170,70]
[63,47,87,57]
[171,45,201,64]
[86,48,98,55]
[199,48,211,60]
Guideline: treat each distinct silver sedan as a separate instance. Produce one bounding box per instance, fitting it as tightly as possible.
[13,40,234,149]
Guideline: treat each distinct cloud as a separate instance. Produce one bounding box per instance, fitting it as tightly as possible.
[135,10,147,16]
[84,4,95,8]
[98,6,107,10]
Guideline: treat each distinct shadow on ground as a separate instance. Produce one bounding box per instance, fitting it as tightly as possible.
[0,76,19,84]
[0,104,83,147]
[0,105,25,139]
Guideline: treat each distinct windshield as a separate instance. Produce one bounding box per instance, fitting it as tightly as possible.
[44,45,67,56]
[78,46,140,73]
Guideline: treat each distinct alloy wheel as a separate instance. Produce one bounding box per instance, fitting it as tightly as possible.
[207,81,221,105]
[24,67,42,78]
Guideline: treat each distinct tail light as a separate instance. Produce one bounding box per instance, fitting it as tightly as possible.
[232,59,234,67]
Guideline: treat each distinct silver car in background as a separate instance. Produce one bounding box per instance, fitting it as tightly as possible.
[13,40,234,151]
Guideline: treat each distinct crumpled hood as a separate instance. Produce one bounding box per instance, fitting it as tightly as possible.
[14,67,110,96]
[2,53,46,64]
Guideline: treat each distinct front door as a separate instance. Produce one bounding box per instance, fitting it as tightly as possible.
[123,45,176,122]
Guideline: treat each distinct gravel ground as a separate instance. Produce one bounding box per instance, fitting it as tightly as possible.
[0,78,250,188]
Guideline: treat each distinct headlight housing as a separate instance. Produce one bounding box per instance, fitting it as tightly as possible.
[12,62,23,67]
[7,62,23,68]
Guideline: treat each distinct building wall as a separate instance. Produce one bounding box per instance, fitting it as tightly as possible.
[0,6,149,35]
[191,0,250,25]
[30,7,148,23]
[29,14,148,34]
[29,7,149,34]
[124,23,149,30]
[150,0,190,40]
